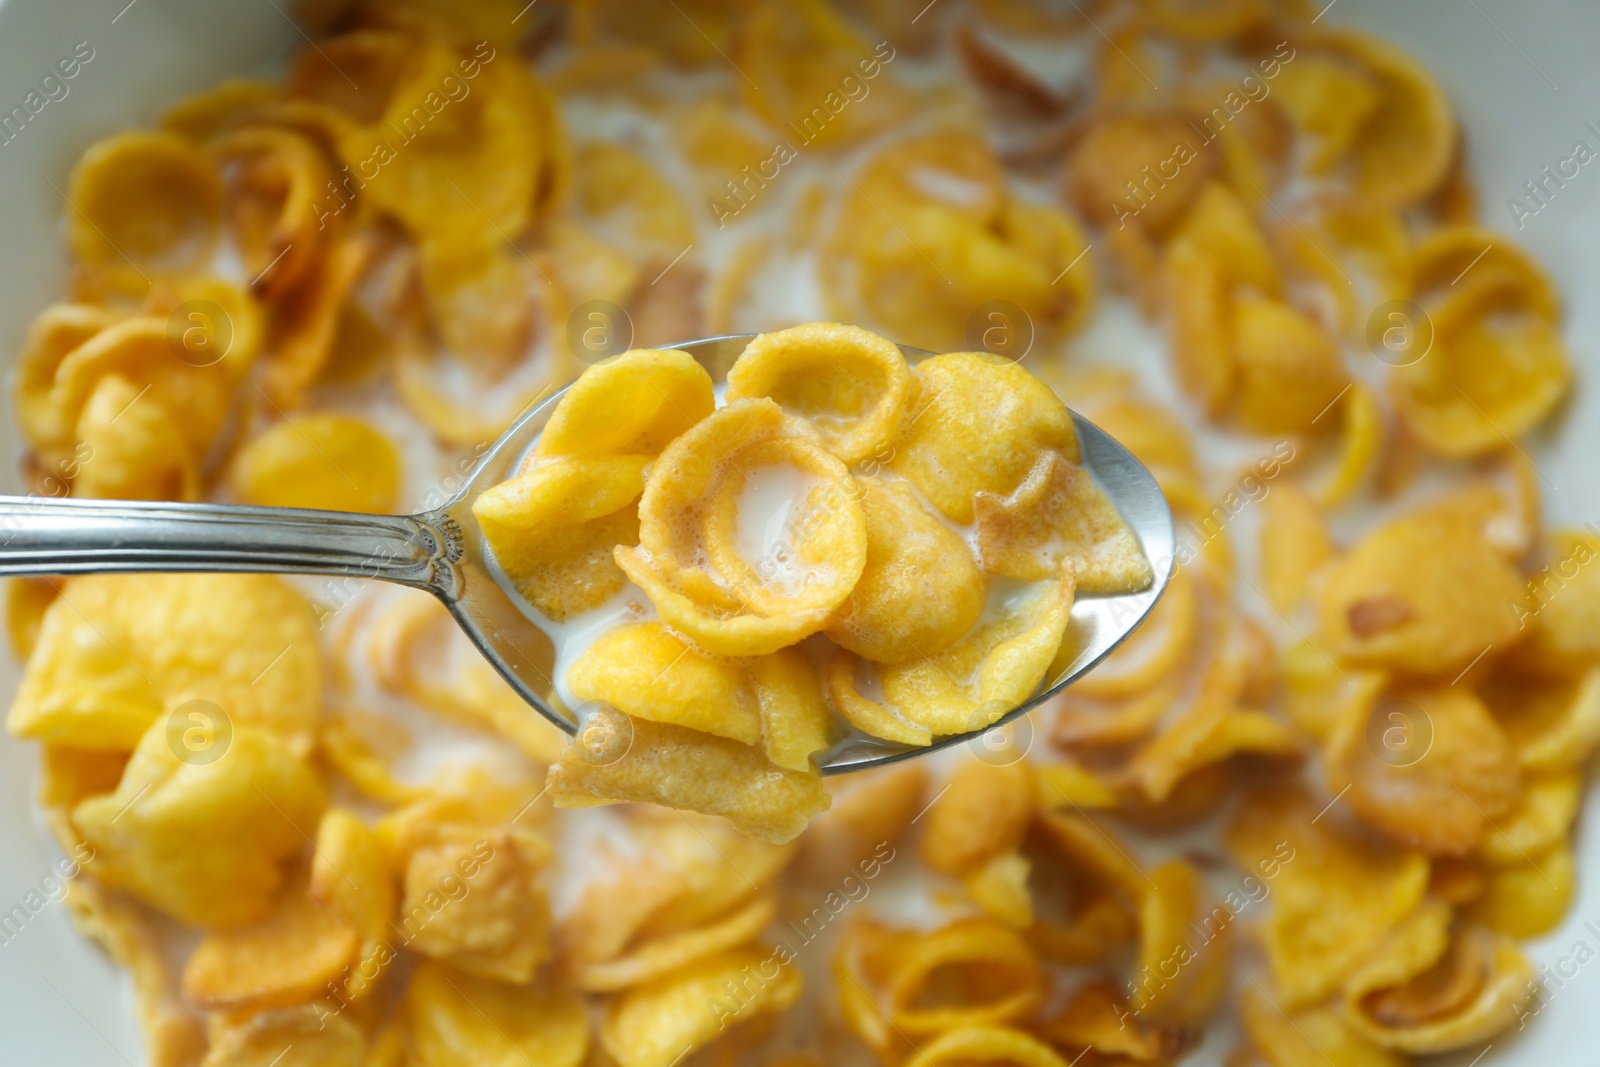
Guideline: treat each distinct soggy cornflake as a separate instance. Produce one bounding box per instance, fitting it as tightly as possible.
[547,709,829,843]
[181,872,360,1011]
[826,478,986,665]
[1241,984,1406,1067]
[618,396,866,654]
[407,958,589,1067]
[883,565,1076,736]
[1343,909,1536,1053]
[73,719,326,927]
[828,132,1095,352]
[836,916,1043,1043]
[1394,273,1571,458]
[577,890,778,992]
[726,322,911,463]
[975,448,1153,593]
[1470,840,1576,939]
[200,1006,364,1067]
[535,347,714,461]
[6,8,1592,1067]
[231,412,400,514]
[568,621,762,744]
[378,778,553,983]
[920,760,1033,877]
[748,647,834,772]
[600,945,801,1067]
[1316,501,1527,676]
[891,353,1078,524]
[1227,785,1429,1007]
[1331,684,1520,856]
[67,130,220,282]
[474,450,650,621]
[9,573,322,756]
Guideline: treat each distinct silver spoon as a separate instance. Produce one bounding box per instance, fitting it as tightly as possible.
[0,334,1174,773]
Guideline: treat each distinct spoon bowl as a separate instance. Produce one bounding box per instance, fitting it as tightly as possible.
[0,334,1173,774]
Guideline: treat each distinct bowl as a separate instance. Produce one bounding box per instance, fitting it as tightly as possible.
[0,1,1596,1063]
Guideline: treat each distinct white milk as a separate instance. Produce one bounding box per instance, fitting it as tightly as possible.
[733,462,821,596]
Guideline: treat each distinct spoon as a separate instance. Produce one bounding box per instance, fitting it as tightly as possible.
[0,334,1174,773]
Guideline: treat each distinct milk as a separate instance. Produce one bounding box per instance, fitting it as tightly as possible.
[734,462,821,596]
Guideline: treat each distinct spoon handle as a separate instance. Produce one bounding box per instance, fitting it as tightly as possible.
[0,495,462,595]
